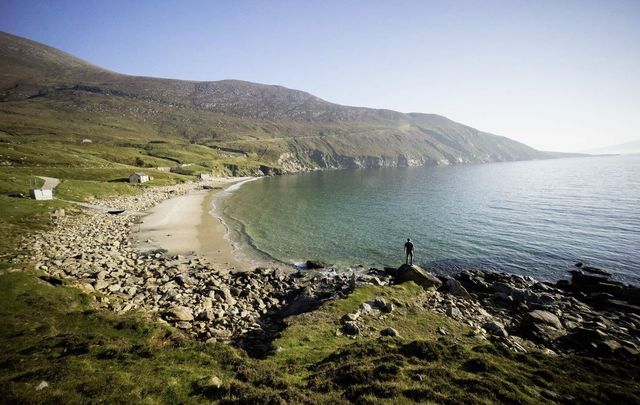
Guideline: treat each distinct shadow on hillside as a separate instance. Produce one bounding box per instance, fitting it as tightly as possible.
[234,283,353,358]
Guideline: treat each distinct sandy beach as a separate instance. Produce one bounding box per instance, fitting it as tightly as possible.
[135,178,258,271]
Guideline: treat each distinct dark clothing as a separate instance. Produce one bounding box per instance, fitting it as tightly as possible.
[404,241,414,265]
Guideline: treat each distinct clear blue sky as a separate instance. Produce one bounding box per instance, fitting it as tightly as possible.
[1,0,639,152]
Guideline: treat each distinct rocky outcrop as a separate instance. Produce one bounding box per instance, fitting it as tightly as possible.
[425,267,640,359]
[396,264,442,290]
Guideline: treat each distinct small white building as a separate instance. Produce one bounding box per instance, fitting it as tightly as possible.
[30,189,53,200]
[129,172,150,184]
[81,139,93,144]
[197,173,211,180]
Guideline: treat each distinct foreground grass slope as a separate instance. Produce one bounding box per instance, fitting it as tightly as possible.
[1,263,638,403]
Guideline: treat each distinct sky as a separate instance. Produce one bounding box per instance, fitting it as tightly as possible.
[1,0,639,152]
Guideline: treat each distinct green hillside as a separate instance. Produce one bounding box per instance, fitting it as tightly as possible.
[0,30,566,176]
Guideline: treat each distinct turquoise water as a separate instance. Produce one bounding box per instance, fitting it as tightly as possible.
[221,155,640,282]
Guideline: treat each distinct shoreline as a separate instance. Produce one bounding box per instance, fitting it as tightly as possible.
[22,179,640,358]
[135,177,265,271]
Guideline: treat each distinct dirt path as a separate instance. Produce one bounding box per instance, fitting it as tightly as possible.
[36,176,60,190]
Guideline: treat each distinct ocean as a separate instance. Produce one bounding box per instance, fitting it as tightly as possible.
[220,154,640,283]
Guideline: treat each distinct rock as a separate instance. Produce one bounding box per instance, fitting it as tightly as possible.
[360,302,373,313]
[444,278,471,298]
[107,284,121,293]
[341,312,360,324]
[396,264,442,290]
[342,321,360,336]
[93,280,108,290]
[381,302,394,313]
[521,310,566,342]
[216,287,237,306]
[483,321,509,338]
[541,389,561,400]
[525,310,562,329]
[380,327,400,337]
[36,381,49,391]
[580,265,612,277]
[209,375,223,389]
[370,277,384,286]
[306,260,328,269]
[164,306,194,321]
[599,339,622,354]
[374,297,387,308]
[198,310,215,321]
[446,306,463,320]
[492,282,513,295]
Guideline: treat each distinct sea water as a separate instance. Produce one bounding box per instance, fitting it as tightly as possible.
[220,155,640,282]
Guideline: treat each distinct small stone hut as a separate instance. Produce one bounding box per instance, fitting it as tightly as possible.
[29,188,53,200]
[129,172,150,184]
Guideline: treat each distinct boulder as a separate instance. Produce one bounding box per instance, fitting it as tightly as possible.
[446,306,463,320]
[525,310,562,329]
[443,278,471,298]
[483,321,508,338]
[396,264,442,290]
[380,327,400,337]
[342,321,360,336]
[164,306,194,322]
[306,260,328,269]
[36,381,49,391]
[520,310,565,342]
[341,312,360,324]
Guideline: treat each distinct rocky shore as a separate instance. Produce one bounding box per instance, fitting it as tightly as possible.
[20,183,367,353]
[396,263,640,359]
[20,182,640,362]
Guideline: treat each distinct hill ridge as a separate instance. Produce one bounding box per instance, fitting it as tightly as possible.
[0,30,573,173]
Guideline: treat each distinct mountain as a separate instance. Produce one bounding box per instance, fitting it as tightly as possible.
[0,31,569,174]
[584,140,640,155]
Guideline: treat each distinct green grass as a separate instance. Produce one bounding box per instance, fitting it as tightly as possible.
[54,179,141,201]
[0,271,341,404]
[2,269,638,404]
[0,196,68,270]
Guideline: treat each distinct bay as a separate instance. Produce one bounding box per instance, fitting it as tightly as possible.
[221,155,640,282]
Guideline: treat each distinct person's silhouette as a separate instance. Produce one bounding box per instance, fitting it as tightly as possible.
[404,238,414,265]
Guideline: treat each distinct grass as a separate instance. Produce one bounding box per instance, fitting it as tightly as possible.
[54,179,141,201]
[2,269,638,404]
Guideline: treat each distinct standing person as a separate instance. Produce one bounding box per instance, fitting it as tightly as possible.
[404,238,414,265]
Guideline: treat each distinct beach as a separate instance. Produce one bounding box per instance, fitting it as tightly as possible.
[135,177,258,271]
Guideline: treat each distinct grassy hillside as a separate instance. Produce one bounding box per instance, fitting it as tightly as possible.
[0,31,563,173]
[2,270,638,404]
